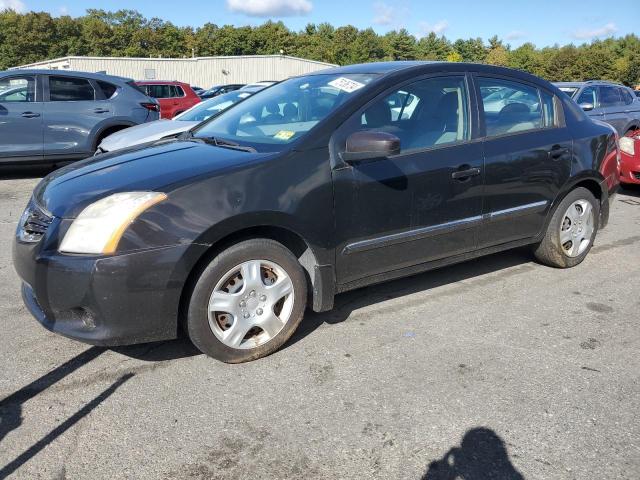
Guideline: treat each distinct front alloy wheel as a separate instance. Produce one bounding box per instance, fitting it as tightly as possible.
[187,239,307,363]
[208,260,294,349]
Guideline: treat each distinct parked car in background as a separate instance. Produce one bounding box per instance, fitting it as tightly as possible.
[191,86,205,95]
[619,128,640,186]
[0,70,159,164]
[97,90,256,153]
[14,62,619,363]
[135,81,201,119]
[554,80,640,135]
[240,81,277,91]
[199,84,245,99]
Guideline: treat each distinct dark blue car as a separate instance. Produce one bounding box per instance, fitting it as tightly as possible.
[14,62,619,362]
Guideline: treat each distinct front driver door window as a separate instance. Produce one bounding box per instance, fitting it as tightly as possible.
[333,75,483,284]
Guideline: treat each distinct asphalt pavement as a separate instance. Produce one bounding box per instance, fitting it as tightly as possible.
[1,170,639,479]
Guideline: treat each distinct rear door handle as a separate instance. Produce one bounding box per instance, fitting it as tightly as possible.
[21,111,40,118]
[549,146,569,160]
[94,108,110,114]
[452,167,481,181]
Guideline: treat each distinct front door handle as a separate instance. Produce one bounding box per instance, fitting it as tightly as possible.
[94,108,110,114]
[452,167,481,181]
[21,111,40,118]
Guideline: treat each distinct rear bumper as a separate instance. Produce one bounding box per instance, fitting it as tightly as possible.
[14,237,208,346]
[620,152,640,185]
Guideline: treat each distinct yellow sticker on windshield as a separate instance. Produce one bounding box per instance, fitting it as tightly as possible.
[274,130,295,141]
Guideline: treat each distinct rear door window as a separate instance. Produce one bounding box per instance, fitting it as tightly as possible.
[478,78,545,136]
[146,84,174,99]
[599,86,623,108]
[49,76,95,101]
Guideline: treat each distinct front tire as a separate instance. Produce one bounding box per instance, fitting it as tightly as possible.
[533,187,599,268]
[186,239,307,363]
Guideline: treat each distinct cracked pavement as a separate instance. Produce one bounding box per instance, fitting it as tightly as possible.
[1,170,639,479]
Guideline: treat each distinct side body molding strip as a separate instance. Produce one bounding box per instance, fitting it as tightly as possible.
[342,201,549,255]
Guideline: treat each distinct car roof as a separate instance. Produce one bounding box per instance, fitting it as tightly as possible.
[554,80,627,88]
[305,61,557,90]
[2,69,133,83]
[136,80,189,86]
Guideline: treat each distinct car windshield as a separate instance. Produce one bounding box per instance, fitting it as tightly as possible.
[193,73,379,151]
[175,91,253,122]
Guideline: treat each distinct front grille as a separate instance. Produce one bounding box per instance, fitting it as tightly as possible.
[18,200,53,243]
[633,172,640,180]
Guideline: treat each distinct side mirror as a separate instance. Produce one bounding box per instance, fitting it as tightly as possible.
[579,102,594,112]
[341,131,401,163]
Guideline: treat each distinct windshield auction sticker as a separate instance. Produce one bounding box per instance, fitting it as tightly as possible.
[274,130,296,141]
[328,77,366,93]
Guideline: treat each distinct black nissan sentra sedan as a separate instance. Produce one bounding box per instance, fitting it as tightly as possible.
[13,62,620,363]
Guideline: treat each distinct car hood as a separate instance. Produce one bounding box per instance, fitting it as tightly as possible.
[99,120,200,152]
[34,141,274,218]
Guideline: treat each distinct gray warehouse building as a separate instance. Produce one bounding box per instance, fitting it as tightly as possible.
[13,55,337,87]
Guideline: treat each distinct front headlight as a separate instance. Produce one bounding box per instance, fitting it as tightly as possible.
[619,136,635,156]
[59,192,167,254]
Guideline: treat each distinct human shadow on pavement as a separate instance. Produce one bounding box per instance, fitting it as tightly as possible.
[422,427,524,480]
[0,346,105,445]
[0,372,133,479]
[288,246,535,348]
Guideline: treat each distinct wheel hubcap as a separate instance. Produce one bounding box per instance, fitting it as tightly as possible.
[559,199,595,258]
[207,260,294,349]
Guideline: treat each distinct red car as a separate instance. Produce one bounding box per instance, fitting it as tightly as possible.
[619,129,640,186]
[135,81,201,119]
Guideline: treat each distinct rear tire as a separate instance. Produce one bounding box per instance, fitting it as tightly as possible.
[533,187,599,268]
[186,239,307,363]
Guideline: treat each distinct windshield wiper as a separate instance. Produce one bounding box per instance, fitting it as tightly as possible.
[180,131,256,153]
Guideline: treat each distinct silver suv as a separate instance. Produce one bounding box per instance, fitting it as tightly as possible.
[0,70,159,165]
[554,80,640,135]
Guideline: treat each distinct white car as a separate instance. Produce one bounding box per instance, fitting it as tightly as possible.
[97,90,255,153]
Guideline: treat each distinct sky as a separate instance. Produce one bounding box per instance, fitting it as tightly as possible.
[1,0,638,48]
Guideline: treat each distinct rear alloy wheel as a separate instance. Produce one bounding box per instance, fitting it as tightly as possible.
[533,187,599,268]
[187,239,307,362]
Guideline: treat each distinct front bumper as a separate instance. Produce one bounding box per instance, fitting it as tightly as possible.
[13,236,208,346]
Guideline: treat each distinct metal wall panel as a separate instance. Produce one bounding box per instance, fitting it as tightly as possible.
[14,55,337,87]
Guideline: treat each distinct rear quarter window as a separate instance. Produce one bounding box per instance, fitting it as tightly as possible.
[97,81,118,99]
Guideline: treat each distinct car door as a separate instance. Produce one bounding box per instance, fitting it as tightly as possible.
[474,75,572,248]
[599,85,627,134]
[332,74,483,285]
[43,75,114,157]
[0,74,43,160]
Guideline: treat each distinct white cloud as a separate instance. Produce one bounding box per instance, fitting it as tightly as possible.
[572,22,617,40]
[0,0,26,12]
[226,0,312,17]
[372,2,394,25]
[505,30,526,41]
[417,20,449,38]
[59,5,69,15]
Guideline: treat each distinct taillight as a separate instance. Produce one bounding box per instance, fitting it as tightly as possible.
[140,102,160,112]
